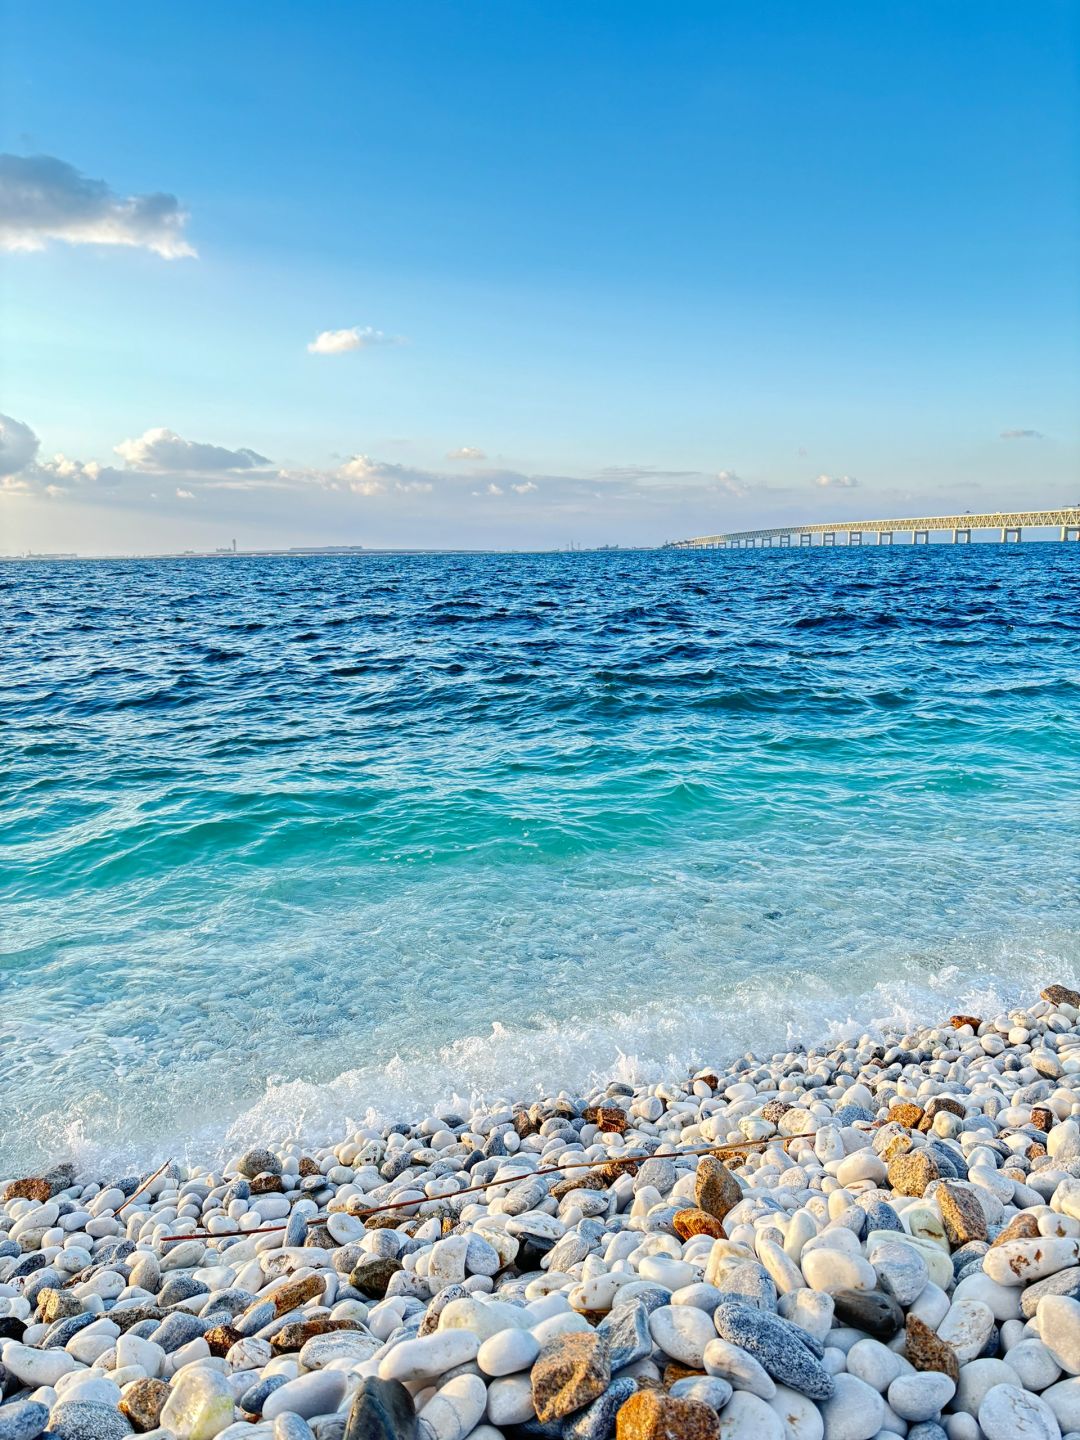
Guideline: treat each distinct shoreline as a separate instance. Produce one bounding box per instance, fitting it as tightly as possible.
[4,986,1080,1438]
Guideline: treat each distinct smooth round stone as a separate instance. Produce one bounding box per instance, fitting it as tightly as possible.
[668,1376,733,1409]
[716,1390,785,1440]
[831,1289,904,1339]
[937,1298,996,1363]
[325,1214,365,1246]
[1040,1296,1080,1374]
[53,1377,121,1410]
[342,1378,416,1440]
[778,1289,834,1342]
[818,1373,884,1440]
[378,1330,480,1383]
[271,1417,312,1440]
[984,1240,1080,1287]
[953,1271,1024,1322]
[846,1338,907,1393]
[869,1239,929,1306]
[978,1383,1063,1440]
[1042,1378,1080,1433]
[476,1327,540,1377]
[801,1250,877,1295]
[648,1305,715,1367]
[703,1337,776,1399]
[160,1370,236,1440]
[1,1343,78,1388]
[1009,1338,1064,1391]
[437,1298,529,1340]
[671,1283,725,1316]
[766,1385,825,1440]
[262,1371,347,1422]
[954,1359,1022,1416]
[418,1375,487,1440]
[637,1256,697,1290]
[484,1375,534,1427]
[888,1372,957,1423]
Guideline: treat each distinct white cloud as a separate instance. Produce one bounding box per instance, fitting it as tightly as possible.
[512,480,537,494]
[447,446,486,461]
[1000,428,1044,441]
[115,427,271,473]
[486,483,504,496]
[0,413,40,476]
[307,326,401,355]
[0,154,195,258]
[814,473,858,489]
[176,488,195,500]
[715,470,749,497]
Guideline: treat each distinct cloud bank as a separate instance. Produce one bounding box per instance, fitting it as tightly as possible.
[114,428,270,473]
[0,154,195,258]
[814,473,859,489]
[1000,428,1044,441]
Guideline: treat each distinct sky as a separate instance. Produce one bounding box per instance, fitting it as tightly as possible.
[1,1,1078,553]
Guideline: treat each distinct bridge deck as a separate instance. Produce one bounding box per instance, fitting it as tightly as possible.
[669,508,1080,548]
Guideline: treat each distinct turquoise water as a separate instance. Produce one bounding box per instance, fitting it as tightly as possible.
[2,546,1079,1171]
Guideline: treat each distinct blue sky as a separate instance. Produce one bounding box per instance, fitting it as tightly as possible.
[1,1,1078,551]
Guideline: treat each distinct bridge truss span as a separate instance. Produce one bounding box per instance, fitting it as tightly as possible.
[668,507,1080,549]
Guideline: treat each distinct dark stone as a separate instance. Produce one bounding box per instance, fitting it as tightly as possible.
[237,1147,281,1178]
[92,1241,135,1268]
[48,1403,132,1440]
[350,1257,402,1298]
[146,1310,214,1353]
[42,1313,99,1349]
[107,1306,168,1334]
[0,1401,49,1440]
[343,1377,417,1440]
[240,1375,290,1416]
[713,1302,834,1399]
[157,1276,208,1307]
[7,1254,47,1280]
[564,1378,637,1440]
[861,1201,904,1234]
[832,1287,904,1339]
[0,1319,27,1343]
[598,1301,652,1370]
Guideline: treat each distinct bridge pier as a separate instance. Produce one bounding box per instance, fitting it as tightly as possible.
[823,532,835,546]
[913,530,929,544]
[877,532,893,544]
[779,534,791,547]
[848,531,862,545]
[800,533,812,546]
[952,528,971,543]
[1064,526,1080,541]
[1001,527,1021,543]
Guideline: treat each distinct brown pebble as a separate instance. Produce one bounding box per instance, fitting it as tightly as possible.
[204,1324,243,1357]
[887,1149,940,1197]
[905,1314,960,1382]
[949,1014,982,1031]
[271,1273,325,1316]
[551,1173,609,1199]
[297,1157,321,1177]
[1042,985,1080,1008]
[119,1378,171,1433]
[583,1104,630,1134]
[672,1208,727,1241]
[887,1102,924,1129]
[532,1330,611,1423]
[662,1361,705,1386]
[937,1182,988,1245]
[37,1288,84,1324]
[250,1173,285,1195]
[270,1318,363,1353]
[2,1177,52,1204]
[694,1155,741,1223]
[991,1212,1041,1247]
[1032,1107,1055,1133]
[616,1388,721,1440]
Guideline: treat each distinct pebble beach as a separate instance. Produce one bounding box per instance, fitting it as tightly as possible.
[7,988,1080,1440]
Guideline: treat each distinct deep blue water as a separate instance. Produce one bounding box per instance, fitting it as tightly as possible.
[2,545,1079,1171]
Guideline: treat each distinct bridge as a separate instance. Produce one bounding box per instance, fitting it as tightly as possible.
[667,507,1080,549]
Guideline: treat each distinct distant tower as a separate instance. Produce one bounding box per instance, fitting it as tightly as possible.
[232,538,237,553]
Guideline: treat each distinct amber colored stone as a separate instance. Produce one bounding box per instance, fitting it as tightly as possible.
[532,1331,611,1423]
[906,1314,959,1382]
[672,1208,726,1241]
[694,1156,741,1223]
[887,1103,925,1129]
[991,1212,1041,1247]
[204,1324,243,1357]
[616,1388,721,1440]
[949,1014,982,1030]
[1042,985,1080,1008]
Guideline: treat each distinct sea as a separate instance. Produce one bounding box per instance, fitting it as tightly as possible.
[3,543,1079,1173]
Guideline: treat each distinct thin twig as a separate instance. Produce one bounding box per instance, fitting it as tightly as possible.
[117,1158,173,1216]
